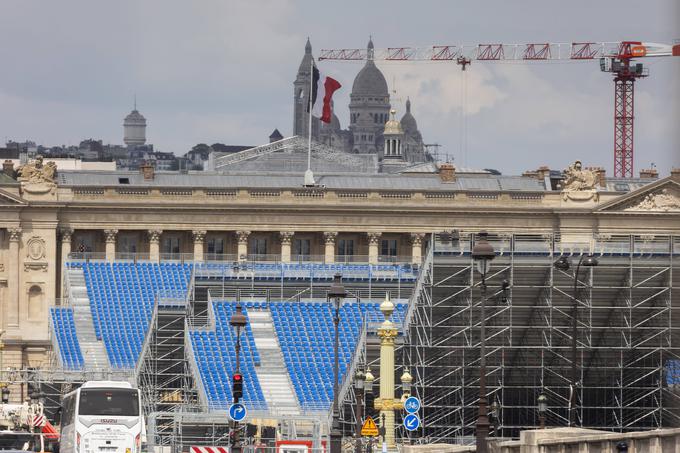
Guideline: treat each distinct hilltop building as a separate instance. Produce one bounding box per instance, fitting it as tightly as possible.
[293,38,427,162]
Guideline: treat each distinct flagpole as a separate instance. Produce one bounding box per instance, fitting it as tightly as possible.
[304,56,315,186]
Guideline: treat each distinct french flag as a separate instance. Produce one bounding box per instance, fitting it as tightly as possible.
[307,65,342,123]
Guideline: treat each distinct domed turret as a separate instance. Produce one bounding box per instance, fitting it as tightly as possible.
[400,98,419,135]
[383,109,404,160]
[123,101,147,146]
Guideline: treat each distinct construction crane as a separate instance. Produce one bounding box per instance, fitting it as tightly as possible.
[320,41,680,178]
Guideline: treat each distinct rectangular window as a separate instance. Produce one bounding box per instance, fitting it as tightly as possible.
[380,239,398,257]
[293,239,311,259]
[162,236,180,254]
[207,237,225,257]
[118,236,137,254]
[337,239,355,257]
[249,238,268,256]
[78,388,140,417]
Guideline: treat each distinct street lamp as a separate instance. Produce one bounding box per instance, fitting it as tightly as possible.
[553,254,598,427]
[328,274,347,453]
[354,368,366,453]
[471,231,495,453]
[400,369,412,398]
[537,393,548,429]
[229,303,248,453]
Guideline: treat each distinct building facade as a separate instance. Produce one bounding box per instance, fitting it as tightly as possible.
[0,155,678,375]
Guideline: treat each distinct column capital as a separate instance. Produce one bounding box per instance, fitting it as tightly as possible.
[7,227,22,242]
[192,230,207,243]
[279,231,294,244]
[59,227,74,242]
[323,231,338,245]
[236,230,251,244]
[367,232,382,245]
[409,233,425,246]
[103,229,118,243]
[148,229,162,243]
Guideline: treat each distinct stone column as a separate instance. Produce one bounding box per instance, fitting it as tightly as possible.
[323,232,337,263]
[104,229,118,261]
[148,230,162,262]
[7,228,21,328]
[236,231,250,261]
[367,232,382,264]
[192,230,206,262]
[410,233,425,264]
[279,232,293,263]
[59,228,74,264]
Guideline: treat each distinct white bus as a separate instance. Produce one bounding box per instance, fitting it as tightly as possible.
[59,381,144,453]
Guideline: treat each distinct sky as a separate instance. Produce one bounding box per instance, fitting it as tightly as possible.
[0,0,678,176]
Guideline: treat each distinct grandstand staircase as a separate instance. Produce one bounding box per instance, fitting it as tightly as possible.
[248,309,301,416]
[66,267,109,369]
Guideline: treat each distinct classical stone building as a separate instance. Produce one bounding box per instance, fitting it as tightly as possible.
[1,152,679,376]
[293,38,427,161]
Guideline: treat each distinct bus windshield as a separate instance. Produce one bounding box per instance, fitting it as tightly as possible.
[78,388,139,416]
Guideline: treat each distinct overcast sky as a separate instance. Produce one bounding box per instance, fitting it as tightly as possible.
[0,0,677,175]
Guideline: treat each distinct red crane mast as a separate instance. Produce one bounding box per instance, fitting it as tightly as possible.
[319,41,680,177]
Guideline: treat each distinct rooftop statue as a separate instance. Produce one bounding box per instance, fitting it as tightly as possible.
[18,155,57,184]
[561,160,599,202]
[17,155,57,195]
[562,160,597,192]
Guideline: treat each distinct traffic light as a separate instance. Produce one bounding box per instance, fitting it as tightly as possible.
[232,372,243,402]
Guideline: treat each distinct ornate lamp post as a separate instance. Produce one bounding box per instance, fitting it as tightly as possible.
[372,293,408,451]
[328,274,347,453]
[553,254,598,427]
[538,393,548,429]
[471,231,495,453]
[229,303,248,453]
[354,368,366,453]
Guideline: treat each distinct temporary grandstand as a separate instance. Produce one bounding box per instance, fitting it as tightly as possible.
[45,232,680,449]
[407,233,680,443]
[49,258,417,449]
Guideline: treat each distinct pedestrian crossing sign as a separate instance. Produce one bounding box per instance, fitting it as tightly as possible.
[361,416,379,437]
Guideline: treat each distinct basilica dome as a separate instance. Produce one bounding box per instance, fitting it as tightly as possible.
[351,39,389,97]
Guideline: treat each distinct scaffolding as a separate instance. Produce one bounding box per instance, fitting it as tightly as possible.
[407,233,680,443]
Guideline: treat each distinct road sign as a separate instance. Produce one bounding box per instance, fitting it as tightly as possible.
[228,403,247,422]
[403,396,421,414]
[361,416,379,437]
[403,414,420,431]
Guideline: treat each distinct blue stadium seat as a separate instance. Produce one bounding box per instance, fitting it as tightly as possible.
[49,307,85,369]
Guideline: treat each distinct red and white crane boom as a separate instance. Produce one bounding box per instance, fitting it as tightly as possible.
[320,41,680,178]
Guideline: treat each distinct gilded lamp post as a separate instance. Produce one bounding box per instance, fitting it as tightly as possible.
[373,293,404,450]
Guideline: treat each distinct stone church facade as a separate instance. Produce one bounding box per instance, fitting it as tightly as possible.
[293,38,427,163]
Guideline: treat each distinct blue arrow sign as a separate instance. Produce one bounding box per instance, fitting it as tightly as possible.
[229,403,247,422]
[403,414,420,431]
[403,396,421,414]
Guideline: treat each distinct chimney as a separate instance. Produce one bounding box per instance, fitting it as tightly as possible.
[438,163,456,183]
[671,168,680,182]
[2,160,14,178]
[140,161,155,180]
[639,168,659,179]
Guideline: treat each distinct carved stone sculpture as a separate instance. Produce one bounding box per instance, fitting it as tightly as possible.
[561,160,599,202]
[17,155,57,195]
[562,160,597,192]
[624,189,680,212]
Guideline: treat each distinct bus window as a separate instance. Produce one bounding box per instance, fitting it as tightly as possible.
[78,389,139,416]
